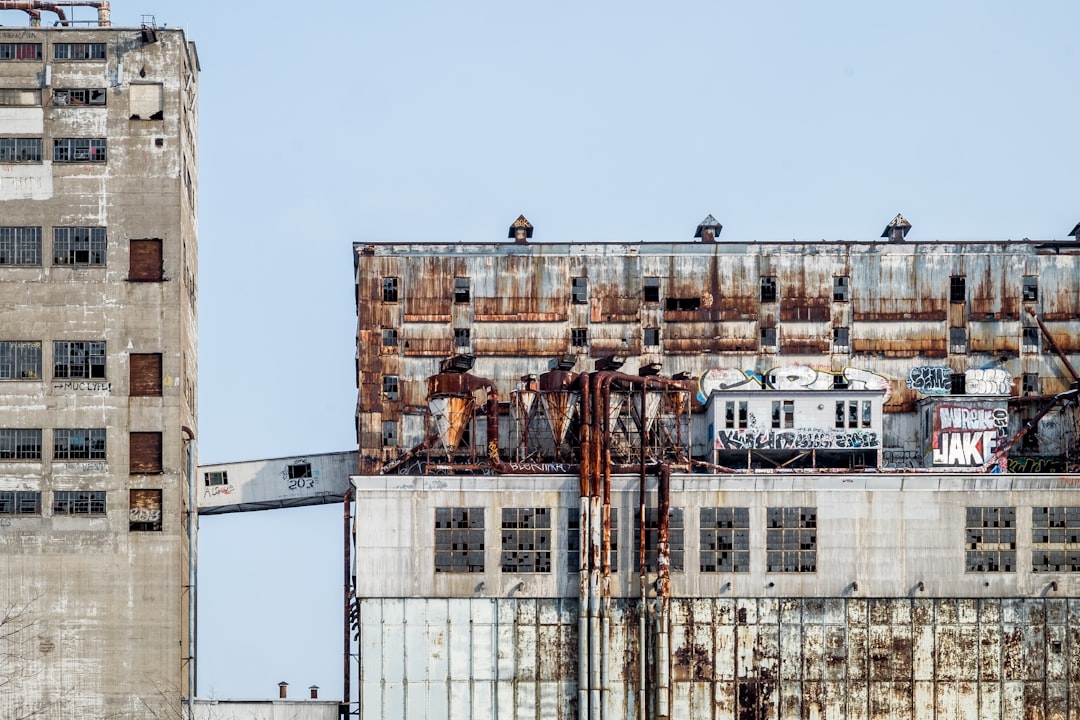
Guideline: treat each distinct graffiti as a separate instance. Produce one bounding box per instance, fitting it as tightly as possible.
[698,365,893,403]
[505,462,576,473]
[882,449,921,469]
[716,428,879,451]
[129,507,161,523]
[52,381,111,392]
[965,368,1012,396]
[55,462,107,474]
[698,368,761,401]
[1008,456,1066,474]
[906,366,952,395]
[932,404,1007,469]
[0,518,10,528]
[288,477,318,490]
[202,485,233,499]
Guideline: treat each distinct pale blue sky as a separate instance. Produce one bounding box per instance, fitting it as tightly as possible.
[79,0,1080,701]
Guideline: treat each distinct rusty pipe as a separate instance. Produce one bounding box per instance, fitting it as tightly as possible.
[638,380,648,720]
[343,486,353,712]
[655,463,672,720]
[1028,307,1080,382]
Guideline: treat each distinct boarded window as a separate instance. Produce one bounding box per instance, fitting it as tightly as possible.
[129,239,163,281]
[129,489,162,531]
[129,83,163,120]
[129,353,162,397]
[129,431,162,474]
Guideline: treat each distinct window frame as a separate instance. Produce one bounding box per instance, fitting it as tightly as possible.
[832,326,850,352]
[1022,276,1039,303]
[571,327,588,348]
[382,374,399,400]
[453,277,470,303]
[950,276,966,304]
[0,43,42,61]
[643,277,660,303]
[766,506,817,573]
[700,507,750,573]
[501,507,552,573]
[52,490,106,516]
[435,507,485,573]
[643,327,660,348]
[832,276,850,302]
[53,227,106,267]
[760,276,777,303]
[52,88,106,106]
[54,428,107,461]
[382,277,399,303]
[53,341,106,379]
[0,340,42,380]
[453,327,470,348]
[571,277,589,305]
[965,506,1016,573]
[0,490,41,515]
[52,137,107,163]
[381,328,398,347]
[0,226,42,266]
[53,43,106,61]
[0,428,42,460]
[0,137,42,163]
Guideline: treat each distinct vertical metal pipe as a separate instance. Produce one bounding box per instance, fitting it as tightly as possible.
[655,464,671,720]
[343,486,353,717]
[600,375,615,720]
[578,375,592,719]
[638,382,648,720]
[181,426,196,712]
[589,494,601,720]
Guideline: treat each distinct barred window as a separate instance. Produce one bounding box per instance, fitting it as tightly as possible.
[766,507,817,573]
[52,490,106,516]
[53,88,106,106]
[435,507,485,573]
[1032,507,1080,572]
[53,428,106,460]
[700,507,750,573]
[53,43,106,60]
[0,138,42,162]
[53,227,106,266]
[53,341,105,379]
[501,507,551,573]
[0,491,41,515]
[965,506,1015,572]
[0,341,42,379]
[0,43,42,60]
[0,429,42,460]
[634,507,684,572]
[567,507,618,573]
[0,227,42,265]
[53,138,107,163]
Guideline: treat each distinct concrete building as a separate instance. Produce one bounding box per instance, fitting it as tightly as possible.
[349,216,1080,719]
[0,7,199,719]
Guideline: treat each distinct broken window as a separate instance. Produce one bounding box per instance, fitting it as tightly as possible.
[129,489,162,531]
[833,276,850,302]
[572,277,589,304]
[129,353,162,397]
[53,138,107,163]
[129,432,162,474]
[54,227,106,266]
[861,400,872,428]
[53,341,105,379]
[454,328,470,348]
[129,83,163,120]
[0,341,41,379]
[381,328,398,347]
[567,507,617,572]
[665,297,701,311]
[634,507,684,572]
[0,43,41,60]
[950,276,966,304]
[53,43,106,60]
[287,462,312,480]
[760,276,777,303]
[766,507,817,573]
[0,88,41,106]
[382,277,399,302]
[0,428,42,460]
[1032,507,1080,572]
[700,507,750,573]
[643,277,660,303]
[783,400,795,428]
[382,421,398,447]
[832,327,850,352]
[53,88,105,106]
[738,401,748,428]
[1022,276,1039,302]
[949,327,967,354]
[644,327,660,347]
[54,428,106,460]
[501,507,551,573]
[1022,373,1040,396]
[726,401,748,429]
[761,326,777,350]
[204,471,228,487]
[0,491,41,515]
[0,138,42,163]
[1022,326,1040,353]
[128,239,162,281]
[771,401,781,429]
[435,507,485,573]
[382,375,399,400]
[965,506,1016,572]
[950,372,966,395]
[453,277,470,303]
[571,327,588,347]
[52,491,106,516]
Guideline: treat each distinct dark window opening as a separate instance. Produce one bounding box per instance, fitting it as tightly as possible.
[0,227,42,265]
[761,327,777,348]
[766,507,817,573]
[833,276,850,302]
[949,327,967,353]
[643,277,660,303]
[1022,373,1039,396]
[501,507,551,573]
[454,328,470,348]
[1032,507,1080,572]
[760,276,777,303]
[287,462,312,479]
[53,341,105,379]
[665,297,700,311]
[571,327,588,347]
[833,327,850,351]
[53,88,106,106]
[54,227,106,266]
[382,375,399,400]
[381,328,398,347]
[382,421,398,447]
[0,43,42,60]
[382,277,399,303]
[950,276,966,304]
[950,373,967,395]
[53,490,106,516]
[0,428,42,460]
[644,328,660,347]
[0,491,41,515]
[53,43,106,60]
[454,277,470,303]
[204,471,228,486]
[435,507,485,573]
[1022,326,1040,352]
[0,340,42,379]
[53,137,106,163]
[572,277,589,304]
[0,138,42,163]
[965,506,1016,572]
[1023,277,1039,303]
[700,507,750,573]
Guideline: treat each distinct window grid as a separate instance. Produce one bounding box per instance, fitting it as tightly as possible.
[571,277,588,304]
[0,341,42,379]
[965,506,1016,572]
[0,227,42,265]
[53,428,106,461]
[53,137,107,162]
[724,401,748,429]
[1032,507,1080,572]
[949,327,967,354]
[0,43,42,60]
[950,276,966,304]
[53,341,105,379]
[567,507,618,573]
[833,276,850,302]
[435,507,485,573]
[501,507,551,573]
[0,138,42,163]
[700,507,750,573]
[766,507,817,573]
[382,420,398,447]
[382,375,399,400]
[53,88,106,106]
[833,327,850,352]
[53,227,106,266]
[0,428,42,460]
[52,490,106,516]
[204,471,228,487]
[454,277,470,303]
[53,43,106,60]
[760,276,777,303]
[571,328,588,347]
[0,491,41,515]
[634,508,684,572]
[382,277,399,302]
[381,328,398,347]
[1022,326,1040,353]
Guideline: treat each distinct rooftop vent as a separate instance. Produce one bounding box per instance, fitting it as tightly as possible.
[638,362,663,376]
[440,354,475,374]
[508,215,533,243]
[1069,221,1080,240]
[881,213,911,242]
[549,354,577,372]
[695,214,722,242]
[594,355,625,372]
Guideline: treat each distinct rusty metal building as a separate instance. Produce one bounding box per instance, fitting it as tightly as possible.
[349,215,1080,719]
[0,7,199,719]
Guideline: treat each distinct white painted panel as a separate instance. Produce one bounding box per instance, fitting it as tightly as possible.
[672,680,691,720]
[496,680,517,720]
[471,620,494,681]
[913,680,934,719]
[449,680,471,719]
[518,624,538,679]
[405,682,426,720]
[426,681,449,720]
[383,681,405,720]
[405,612,427,680]
[360,601,384,681]
[537,681,560,720]
[957,681,979,720]
[0,164,52,200]
[383,602,406,683]
[470,681,492,720]
[1001,681,1024,719]
[780,680,802,718]
[498,622,518,678]
[447,607,471,678]
[979,682,1001,720]
[936,681,958,720]
[847,680,868,720]
[0,107,43,133]
[360,683,383,720]
[515,680,538,720]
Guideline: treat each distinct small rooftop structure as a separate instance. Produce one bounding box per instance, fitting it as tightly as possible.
[508,214,533,243]
[695,214,722,242]
[881,213,912,241]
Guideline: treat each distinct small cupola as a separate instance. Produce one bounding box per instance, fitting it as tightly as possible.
[881,213,911,242]
[695,214,722,242]
[1068,221,1080,240]
[508,215,533,243]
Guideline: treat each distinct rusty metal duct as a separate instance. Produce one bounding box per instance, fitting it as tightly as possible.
[0,1,111,26]
[881,212,911,241]
[428,395,473,455]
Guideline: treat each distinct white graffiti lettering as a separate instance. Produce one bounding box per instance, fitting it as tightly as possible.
[933,430,998,466]
[129,508,161,522]
[716,428,879,451]
[965,368,1012,396]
